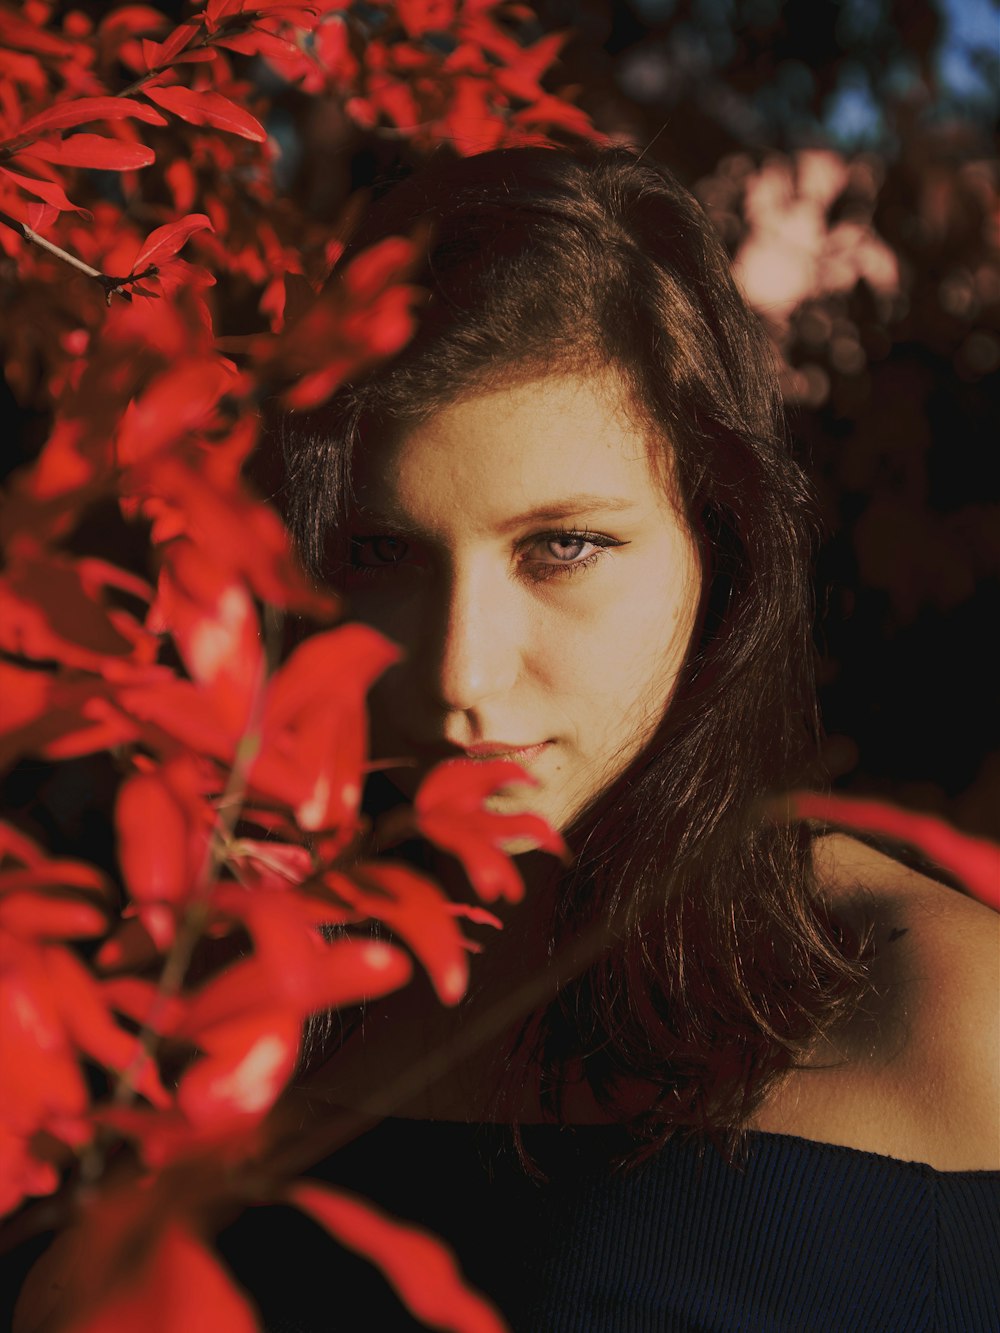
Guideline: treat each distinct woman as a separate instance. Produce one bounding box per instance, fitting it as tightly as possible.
[224,145,999,1331]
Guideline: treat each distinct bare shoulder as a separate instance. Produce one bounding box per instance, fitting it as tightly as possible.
[806,832,1000,1170]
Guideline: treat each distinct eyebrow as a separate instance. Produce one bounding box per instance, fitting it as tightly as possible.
[352,494,640,537]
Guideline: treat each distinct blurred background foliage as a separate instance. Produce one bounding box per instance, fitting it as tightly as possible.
[7,0,999,841]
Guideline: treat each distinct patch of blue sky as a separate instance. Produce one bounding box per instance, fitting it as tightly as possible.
[937,0,999,103]
[823,78,885,148]
[824,0,997,144]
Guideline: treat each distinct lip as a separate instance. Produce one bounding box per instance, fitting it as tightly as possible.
[408,739,552,763]
[461,741,551,762]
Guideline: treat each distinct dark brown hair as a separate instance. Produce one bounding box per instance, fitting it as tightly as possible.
[277,144,870,1154]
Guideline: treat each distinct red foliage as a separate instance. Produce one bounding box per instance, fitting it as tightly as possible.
[0,3,599,1326]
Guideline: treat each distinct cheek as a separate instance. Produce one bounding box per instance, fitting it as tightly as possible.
[601,579,694,684]
[535,637,650,767]
[589,583,697,745]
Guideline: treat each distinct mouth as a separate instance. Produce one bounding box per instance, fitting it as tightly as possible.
[461,741,551,763]
[405,739,553,765]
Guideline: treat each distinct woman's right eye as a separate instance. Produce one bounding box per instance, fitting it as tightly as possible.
[347,535,412,577]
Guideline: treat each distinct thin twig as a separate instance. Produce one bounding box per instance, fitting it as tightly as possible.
[0,207,139,304]
[0,207,99,278]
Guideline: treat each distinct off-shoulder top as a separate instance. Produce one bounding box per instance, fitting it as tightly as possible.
[215,1118,1000,1332]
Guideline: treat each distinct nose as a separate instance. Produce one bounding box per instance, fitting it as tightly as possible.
[419,560,519,713]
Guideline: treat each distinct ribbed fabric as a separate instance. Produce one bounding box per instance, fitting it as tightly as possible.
[215,1121,1000,1333]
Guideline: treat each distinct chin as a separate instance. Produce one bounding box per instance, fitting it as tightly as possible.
[498,835,549,856]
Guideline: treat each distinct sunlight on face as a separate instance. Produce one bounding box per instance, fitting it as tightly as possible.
[344,372,703,841]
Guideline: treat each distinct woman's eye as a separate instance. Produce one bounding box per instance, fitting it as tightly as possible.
[348,535,411,575]
[523,530,624,581]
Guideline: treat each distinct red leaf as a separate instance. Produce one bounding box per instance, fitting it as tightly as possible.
[0,940,89,1145]
[115,358,232,463]
[93,1102,267,1172]
[242,889,352,999]
[227,839,312,892]
[15,96,168,138]
[0,826,113,900]
[515,93,601,139]
[141,19,202,69]
[0,894,106,941]
[331,862,486,1004]
[151,543,264,737]
[414,759,567,902]
[263,624,400,731]
[177,937,412,1036]
[255,624,399,830]
[116,772,192,906]
[0,551,150,672]
[0,10,78,58]
[72,1223,259,1333]
[0,165,90,217]
[143,85,266,142]
[288,1183,508,1333]
[442,76,506,156]
[785,792,1000,912]
[115,768,211,947]
[26,135,155,171]
[130,213,213,274]
[97,7,170,40]
[492,30,566,101]
[165,156,197,211]
[206,0,245,29]
[115,675,240,767]
[24,201,59,231]
[177,1009,301,1124]
[342,233,421,301]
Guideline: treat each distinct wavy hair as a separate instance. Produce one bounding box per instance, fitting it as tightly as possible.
[275,145,871,1156]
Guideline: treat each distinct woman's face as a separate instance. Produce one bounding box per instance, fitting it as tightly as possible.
[345,371,702,838]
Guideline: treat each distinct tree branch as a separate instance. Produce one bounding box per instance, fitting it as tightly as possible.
[0,208,146,303]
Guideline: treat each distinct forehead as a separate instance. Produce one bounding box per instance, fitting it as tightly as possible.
[350,372,680,532]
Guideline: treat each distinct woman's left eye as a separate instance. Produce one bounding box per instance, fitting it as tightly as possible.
[522,530,624,582]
